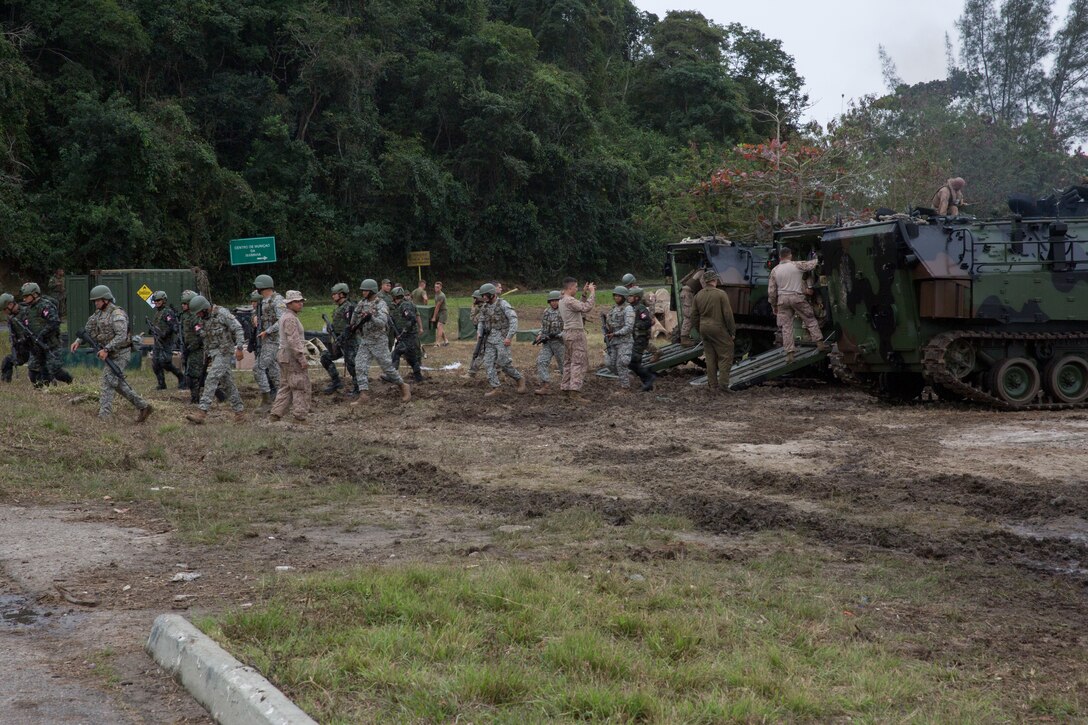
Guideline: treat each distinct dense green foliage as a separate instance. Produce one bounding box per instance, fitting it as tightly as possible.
[0,0,805,289]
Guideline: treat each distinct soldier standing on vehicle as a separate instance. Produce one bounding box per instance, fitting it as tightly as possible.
[20,282,72,386]
[185,295,246,424]
[605,286,635,391]
[676,267,705,346]
[269,291,311,424]
[768,247,827,363]
[534,291,564,395]
[431,281,450,346]
[147,291,185,390]
[391,287,425,383]
[321,283,358,396]
[1,293,30,384]
[253,274,285,409]
[558,278,596,399]
[350,278,411,405]
[70,286,153,422]
[477,283,527,397]
[690,272,736,393]
[626,288,657,391]
[932,177,966,216]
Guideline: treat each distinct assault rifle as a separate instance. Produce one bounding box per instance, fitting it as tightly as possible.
[471,326,490,362]
[11,316,50,354]
[76,329,127,382]
[532,331,559,346]
[145,315,172,347]
[321,313,339,356]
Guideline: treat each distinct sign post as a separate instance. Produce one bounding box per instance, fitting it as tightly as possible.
[229,237,277,266]
[407,251,431,281]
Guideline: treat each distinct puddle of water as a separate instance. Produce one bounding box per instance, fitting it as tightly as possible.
[1003,517,1088,545]
[943,423,1088,448]
[0,594,56,628]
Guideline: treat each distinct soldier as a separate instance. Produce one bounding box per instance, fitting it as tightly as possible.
[768,247,827,363]
[378,279,396,348]
[465,288,484,378]
[246,290,260,355]
[411,279,428,306]
[48,268,65,317]
[184,295,246,424]
[19,282,72,386]
[1,293,30,383]
[320,283,358,396]
[269,291,311,423]
[191,266,211,298]
[676,267,705,346]
[533,291,564,395]
[605,286,635,391]
[932,177,966,216]
[350,278,411,405]
[69,286,153,422]
[253,274,285,409]
[431,281,450,346]
[690,272,736,393]
[179,289,219,405]
[621,273,637,289]
[558,277,596,398]
[147,291,185,390]
[390,287,425,383]
[626,288,657,391]
[477,283,526,396]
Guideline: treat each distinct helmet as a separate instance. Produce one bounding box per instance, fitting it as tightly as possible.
[89,285,114,302]
[612,286,629,298]
[547,290,561,302]
[253,274,274,290]
[392,287,406,298]
[472,289,481,299]
[188,295,211,313]
[359,278,379,293]
[250,290,261,301]
[0,293,13,307]
[180,289,197,305]
[628,287,644,299]
[151,290,167,302]
[479,283,497,296]
[331,282,350,295]
[621,273,636,285]
[20,282,40,297]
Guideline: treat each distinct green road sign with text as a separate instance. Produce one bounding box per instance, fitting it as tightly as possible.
[229,236,277,266]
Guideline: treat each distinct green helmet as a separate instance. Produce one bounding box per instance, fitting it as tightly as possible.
[479,283,497,296]
[253,274,274,290]
[180,289,197,305]
[20,282,40,297]
[151,290,167,302]
[628,287,644,299]
[392,286,406,298]
[621,273,636,286]
[359,278,379,293]
[188,295,211,313]
[472,289,481,299]
[250,290,261,301]
[612,286,629,298]
[331,282,350,295]
[89,285,114,302]
[0,293,13,307]
[547,290,561,302]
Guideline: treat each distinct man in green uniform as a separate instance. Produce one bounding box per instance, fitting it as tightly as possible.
[431,281,449,346]
[391,287,425,383]
[690,271,736,393]
[147,290,186,390]
[19,282,72,386]
[321,282,358,395]
[626,288,657,391]
[1,293,31,383]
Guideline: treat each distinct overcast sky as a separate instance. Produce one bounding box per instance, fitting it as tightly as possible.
[634,0,1073,127]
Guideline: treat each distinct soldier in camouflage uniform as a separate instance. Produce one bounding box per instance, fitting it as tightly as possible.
[621,273,637,290]
[477,283,527,397]
[185,295,246,424]
[1,293,31,383]
[378,279,396,349]
[321,282,358,395]
[179,290,206,404]
[605,286,635,390]
[350,279,411,405]
[147,290,186,390]
[626,288,657,391]
[533,291,564,395]
[390,287,425,383]
[19,282,72,386]
[253,274,285,408]
[69,286,152,422]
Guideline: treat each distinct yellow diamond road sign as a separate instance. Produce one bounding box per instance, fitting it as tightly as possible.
[137,284,154,306]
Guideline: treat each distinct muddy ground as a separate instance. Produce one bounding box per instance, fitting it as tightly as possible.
[1,336,1087,722]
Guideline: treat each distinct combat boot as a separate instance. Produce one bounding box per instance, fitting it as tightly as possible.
[185,409,207,425]
[176,372,187,389]
[324,372,341,394]
[136,404,154,424]
[257,392,272,411]
[400,383,412,403]
[349,391,370,410]
[534,383,552,396]
[154,370,167,390]
[269,413,282,422]
[640,372,657,392]
[54,369,73,384]
[484,387,501,398]
[516,377,528,394]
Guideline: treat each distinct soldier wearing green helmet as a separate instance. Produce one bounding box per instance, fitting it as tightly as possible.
[252,274,285,408]
[147,291,185,390]
[349,278,411,405]
[69,285,153,422]
[604,285,635,391]
[622,273,637,288]
[184,295,247,424]
[532,291,565,394]
[465,289,485,378]
[476,283,527,396]
[389,287,424,383]
[320,282,359,396]
[626,287,657,391]
[18,280,72,386]
[1,292,31,384]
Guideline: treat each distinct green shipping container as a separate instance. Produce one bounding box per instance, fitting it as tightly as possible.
[66,269,197,335]
[458,307,474,339]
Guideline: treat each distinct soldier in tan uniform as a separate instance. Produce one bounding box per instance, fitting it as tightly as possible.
[768,247,827,361]
[932,177,966,216]
[690,272,736,393]
[558,277,596,398]
[270,291,311,423]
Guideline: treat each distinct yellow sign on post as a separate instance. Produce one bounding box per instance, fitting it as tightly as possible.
[137,284,154,307]
[407,251,431,281]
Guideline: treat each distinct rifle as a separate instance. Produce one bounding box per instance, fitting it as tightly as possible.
[532,331,558,346]
[321,313,339,356]
[248,304,262,354]
[471,327,490,361]
[145,316,171,348]
[76,329,127,381]
[600,312,614,346]
[12,316,50,354]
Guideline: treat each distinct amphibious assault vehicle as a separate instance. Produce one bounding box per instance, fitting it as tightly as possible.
[821,202,1088,408]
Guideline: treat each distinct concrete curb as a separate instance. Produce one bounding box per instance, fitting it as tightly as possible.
[146,614,317,725]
